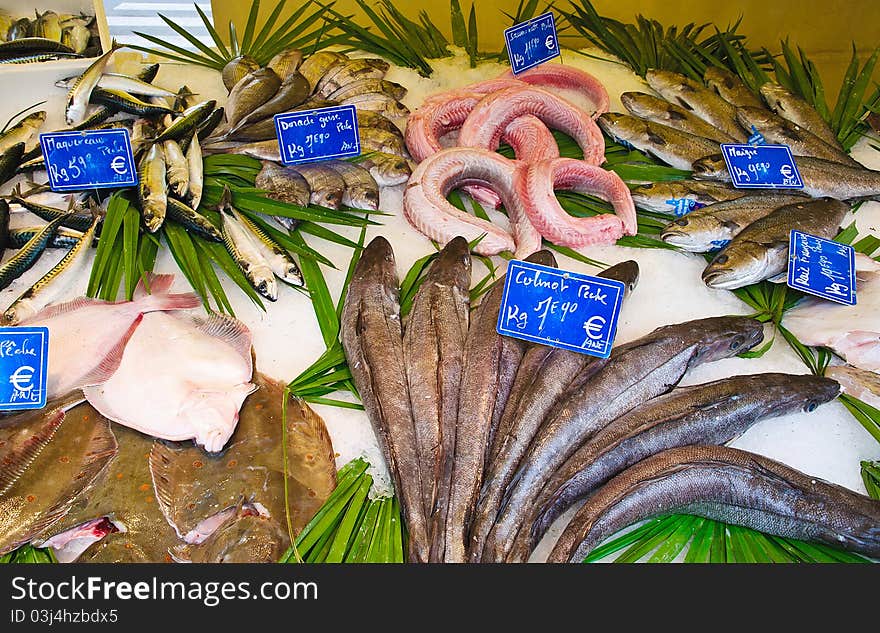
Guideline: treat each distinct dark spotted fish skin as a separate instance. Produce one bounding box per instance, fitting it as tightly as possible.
[0,399,117,555]
[149,373,336,550]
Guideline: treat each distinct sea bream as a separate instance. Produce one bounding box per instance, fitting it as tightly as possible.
[83,311,257,453]
[18,274,199,399]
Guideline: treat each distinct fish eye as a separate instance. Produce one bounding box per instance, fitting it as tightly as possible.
[729,335,745,350]
[804,400,819,413]
[674,218,689,226]
[714,254,729,265]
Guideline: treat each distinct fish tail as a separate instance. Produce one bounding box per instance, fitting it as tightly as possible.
[132,272,200,311]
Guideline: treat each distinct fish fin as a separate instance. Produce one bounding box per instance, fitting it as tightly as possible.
[149,441,189,540]
[133,272,173,299]
[0,410,65,496]
[178,313,254,369]
[132,272,200,312]
[7,415,118,553]
[17,296,108,325]
[647,131,668,146]
[78,314,144,388]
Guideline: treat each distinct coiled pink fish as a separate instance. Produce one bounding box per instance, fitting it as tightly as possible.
[458,86,605,165]
[518,158,637,247]
[403,148,541,258]
[498,63,611,118]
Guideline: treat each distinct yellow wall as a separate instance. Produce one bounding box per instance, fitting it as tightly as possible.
[211,0,880,90]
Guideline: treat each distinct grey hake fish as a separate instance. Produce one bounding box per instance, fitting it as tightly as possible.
[340,236,430,562]
[510,373,841,561]
[702,198,850,289]
[401,238,471,562]
[548,445,880,562]
[482,316,764,562]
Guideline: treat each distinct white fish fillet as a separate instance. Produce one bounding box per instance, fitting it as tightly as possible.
[826,365,880,409]
[82,311,256,453]
[783,254,880,371]
[19,274,200,399]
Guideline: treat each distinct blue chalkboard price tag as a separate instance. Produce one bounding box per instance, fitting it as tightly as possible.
[720,143,804,189]
[0,327,49,410]
[787,230,856,305]
[496,260,625,358]
[40,129,137,192]
[504,11,560,74]
[274,104,360,165]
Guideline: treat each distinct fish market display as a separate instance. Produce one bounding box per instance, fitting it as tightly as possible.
[783,254,880,371]
[0,3,877,569]
[3,374,336,562]
[335,232,875,564]
[0,10,100,63]
[702,198,850,289]
[19,274,199,399]
[547,445,880,562]
[469,260,640,561]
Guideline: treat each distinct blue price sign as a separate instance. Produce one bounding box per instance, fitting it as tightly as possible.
[40,129,137,192]
[274,104,360,165]
[0,327,49,410]
[504,11,560,74]
[720,143,804,189]
[787,230,856,305]
[496,260,625,358]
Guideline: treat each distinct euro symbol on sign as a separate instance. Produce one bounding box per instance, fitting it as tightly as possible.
[110,155,127,176]
[780,164,793,179]
[582,315,606,342]
[9,366,34,392]
[545,35,555,50]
